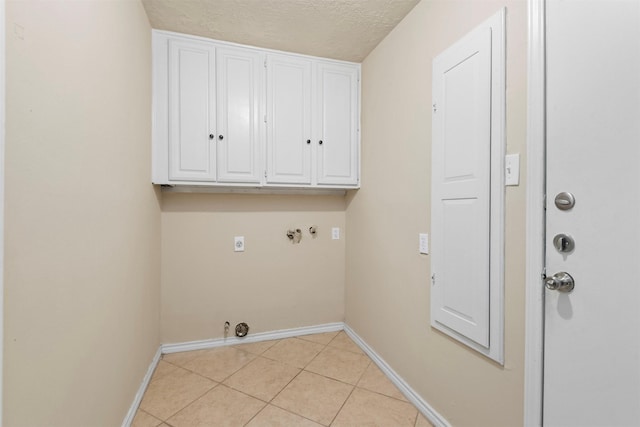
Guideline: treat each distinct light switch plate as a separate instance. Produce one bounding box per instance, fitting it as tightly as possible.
[419,233,429,254]
[505,154,520,186]
[234,236,245,252]
[332,227,340,240]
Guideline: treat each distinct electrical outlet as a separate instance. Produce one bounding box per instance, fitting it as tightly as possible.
[332,227,340,240]
[234,236,245,252]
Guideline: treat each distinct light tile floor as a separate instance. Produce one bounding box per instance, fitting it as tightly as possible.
[133,331,435,427]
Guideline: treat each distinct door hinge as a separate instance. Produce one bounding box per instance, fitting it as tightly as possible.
[541,267,547,281]
[264,58,267,68]
[433,104,437,113]
[264,114,267,123]
[431,273,436,286]
[264,170,267,179]
[543,194,547,211]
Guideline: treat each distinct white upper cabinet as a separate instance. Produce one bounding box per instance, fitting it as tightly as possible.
[152,30,360,190]
[316,63,359,186]
[266,56,359,186]
[216,47,262,183]
[266,54,313,185]
[167,39,216,181]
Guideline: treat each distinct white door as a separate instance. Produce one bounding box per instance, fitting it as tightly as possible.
[544,1,640,425]
[316,62,359,186]
[168,39,216,181]
[216,47,262,183]
[266,54,312,184]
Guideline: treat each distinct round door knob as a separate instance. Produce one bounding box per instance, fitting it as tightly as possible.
[306,139,311,144]
[545,272,575,293]
[319,140,323,145]
[209,134,214,139]
[219,135,224,140]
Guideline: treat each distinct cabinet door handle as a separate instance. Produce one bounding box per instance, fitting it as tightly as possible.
[218,135,224,140]
[319,140,323,145]
[209,134,214,140]
[306,139,311,144]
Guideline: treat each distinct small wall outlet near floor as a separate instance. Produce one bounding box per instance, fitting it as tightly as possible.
[234,236,245,252]
[332,227,340,240]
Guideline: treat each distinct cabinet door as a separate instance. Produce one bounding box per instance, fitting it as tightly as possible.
[168,39,216,181]
[216,47,262,183]
[316,63,359,186]
[266,54,312,184]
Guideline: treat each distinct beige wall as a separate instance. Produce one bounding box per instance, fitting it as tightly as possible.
[161,193,346,344]
[4,1,160,425]
[346,1,527,426]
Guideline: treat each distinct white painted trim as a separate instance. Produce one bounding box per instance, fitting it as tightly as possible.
[161,322,344,354]
[121,347,162,427]
[343,325,450,427]
[0,0,6,423]
[524,0,546,425]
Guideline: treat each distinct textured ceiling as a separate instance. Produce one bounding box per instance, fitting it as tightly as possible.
[141,0,421,62]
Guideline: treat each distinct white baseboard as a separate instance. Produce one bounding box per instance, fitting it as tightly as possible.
[123,322,448,427]
[344,325,451,427]
[161,322,344,354]
[121,346,162,427]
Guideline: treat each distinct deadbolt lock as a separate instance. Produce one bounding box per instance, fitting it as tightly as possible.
[553,233,575,253]
[554,192,576,210]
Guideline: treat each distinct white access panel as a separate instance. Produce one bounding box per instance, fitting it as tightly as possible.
[168,39,216,181]
[431,11,505,356]
[216,47,262,183]
[266,54,312,184]
[316,62,359,186]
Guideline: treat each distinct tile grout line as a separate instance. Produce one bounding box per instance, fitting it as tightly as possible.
[327,380,357,426]
[163,382,220,424]
[324,336,372,427]
[262,335,335,426]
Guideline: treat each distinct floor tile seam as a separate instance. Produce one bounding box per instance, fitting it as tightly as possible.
[352,358,373,385]
[158,381,220,423]
[192,353,258,383]
[326,379,358,427]
[259,343,325,370]
[268,400,332,427]
[158,359,224,385]
[242,402,265,426]
[220,383,269,410]
[267,364,306,404]
[326,342,365,356]
[354,383,413,404]
[232,341,279,356]
[258,351,310,370]
[219,353,265,384]
[132,409,164,427]
[412,409,420,427]
[221,375,294,406]
[158,357,193,373]
[302,361,371,387]
[299,340,330,370]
